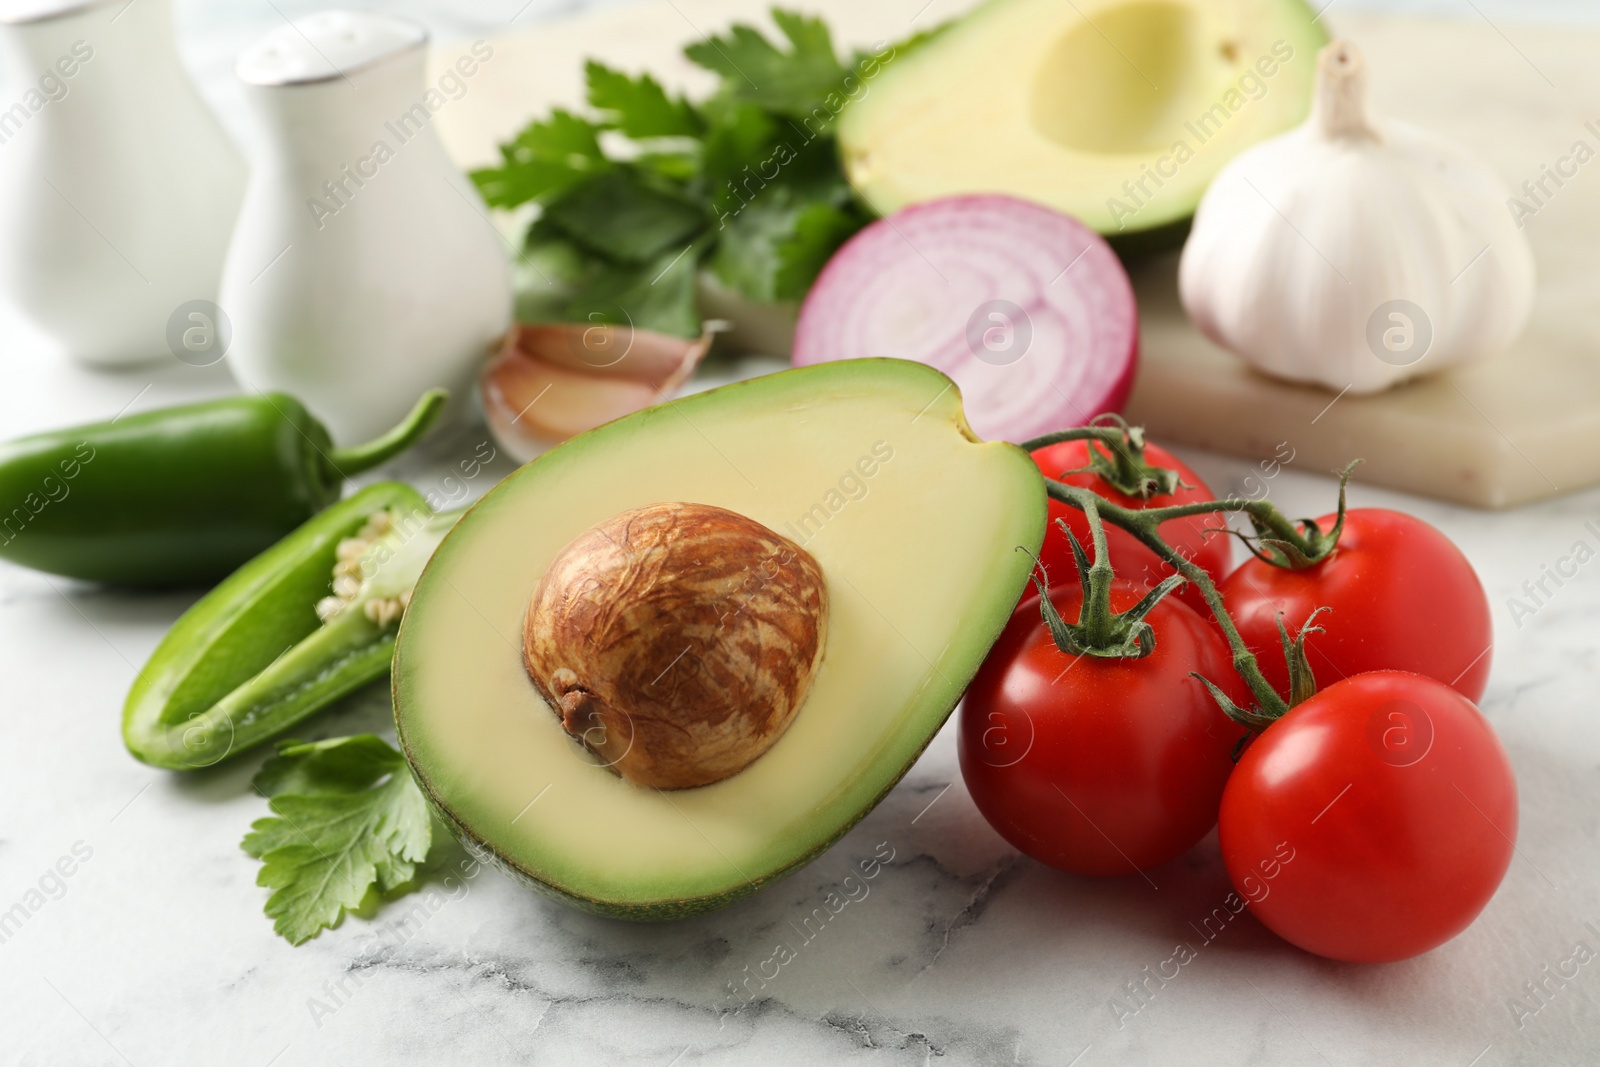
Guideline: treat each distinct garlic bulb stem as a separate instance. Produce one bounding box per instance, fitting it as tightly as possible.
[1314,40,1380,142]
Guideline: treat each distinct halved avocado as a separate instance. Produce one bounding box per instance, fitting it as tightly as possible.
[840,0,1327,253]
[393,360,1045,919]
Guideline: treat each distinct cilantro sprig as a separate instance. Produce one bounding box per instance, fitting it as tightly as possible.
[242,735,432,945]
[471,9,902,337]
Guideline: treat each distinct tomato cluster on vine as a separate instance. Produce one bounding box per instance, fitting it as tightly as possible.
[958,425,1515,964]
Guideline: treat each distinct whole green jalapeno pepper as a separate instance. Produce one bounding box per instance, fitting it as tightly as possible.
[123,481,462,769]
[0,389,446,586]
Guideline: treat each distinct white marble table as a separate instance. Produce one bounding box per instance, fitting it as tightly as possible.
[5,2,1600,1065]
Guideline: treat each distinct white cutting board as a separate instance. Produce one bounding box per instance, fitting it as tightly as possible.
[431,1,1600,509]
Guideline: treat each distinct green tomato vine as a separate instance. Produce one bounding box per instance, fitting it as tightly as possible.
[1018,424,1360,733]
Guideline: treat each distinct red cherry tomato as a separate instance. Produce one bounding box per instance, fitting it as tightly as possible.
[1031,439,1231,616]
[959,581,1249,876]
[1219,671,1516,963]
[1220,508,1492,702]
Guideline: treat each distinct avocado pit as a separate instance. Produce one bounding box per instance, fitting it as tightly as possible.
[523,501,828,789]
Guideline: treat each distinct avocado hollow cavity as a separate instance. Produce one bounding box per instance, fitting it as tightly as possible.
[522,501,828,790]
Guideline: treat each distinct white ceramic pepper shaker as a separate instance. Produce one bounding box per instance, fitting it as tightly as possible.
[0,0,245,367]
[220,11,511,446]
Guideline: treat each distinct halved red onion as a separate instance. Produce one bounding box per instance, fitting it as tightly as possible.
[792,195,1138,443]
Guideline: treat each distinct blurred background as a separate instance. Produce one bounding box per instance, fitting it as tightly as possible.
[2,0,1588,151]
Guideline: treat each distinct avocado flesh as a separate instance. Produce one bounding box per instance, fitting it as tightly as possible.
[841,0,1327,246]
[393,360,1046,918]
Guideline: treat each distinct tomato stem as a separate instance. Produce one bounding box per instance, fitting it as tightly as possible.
[1042,478,1291,727]
[1079,495,1114,646]
[1023,499,1184,661]
[1021,416,1187,500]
[1024,423,1357,572]
[1280,606,1332,706]
[1029,425,1359,726]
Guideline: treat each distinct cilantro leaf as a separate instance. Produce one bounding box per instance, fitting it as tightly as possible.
[252,734,403,797]
[512,220,600,324]
[685,9,847,117]
[585,60,702,138]
[711,191,806,303]
[540,168,706,263]
[846,17,955,75]
[772,198,866,299]
[699,101,784,215]
[771,9,836,65]
[242,735,431,945]
[712,184,864,302]
[474,8,896,341]
[633,148,702,182]
[565,242,705,338]
[471,109,606,208]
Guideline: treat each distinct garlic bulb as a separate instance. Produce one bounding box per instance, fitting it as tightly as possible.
[1178,40,1535,394]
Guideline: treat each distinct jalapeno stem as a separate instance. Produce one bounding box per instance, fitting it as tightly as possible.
[326,389,449,477]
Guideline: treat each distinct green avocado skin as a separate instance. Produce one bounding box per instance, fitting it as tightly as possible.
[411,721,945,922]
[0,396,336,586]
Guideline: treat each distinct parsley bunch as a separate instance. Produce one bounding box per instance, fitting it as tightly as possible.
[471,10,901,337]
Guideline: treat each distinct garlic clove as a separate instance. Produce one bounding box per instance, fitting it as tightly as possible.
[481,322,715,462]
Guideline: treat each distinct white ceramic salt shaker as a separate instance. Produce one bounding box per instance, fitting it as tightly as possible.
[0,0,245,367]
[220,11,511,446]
